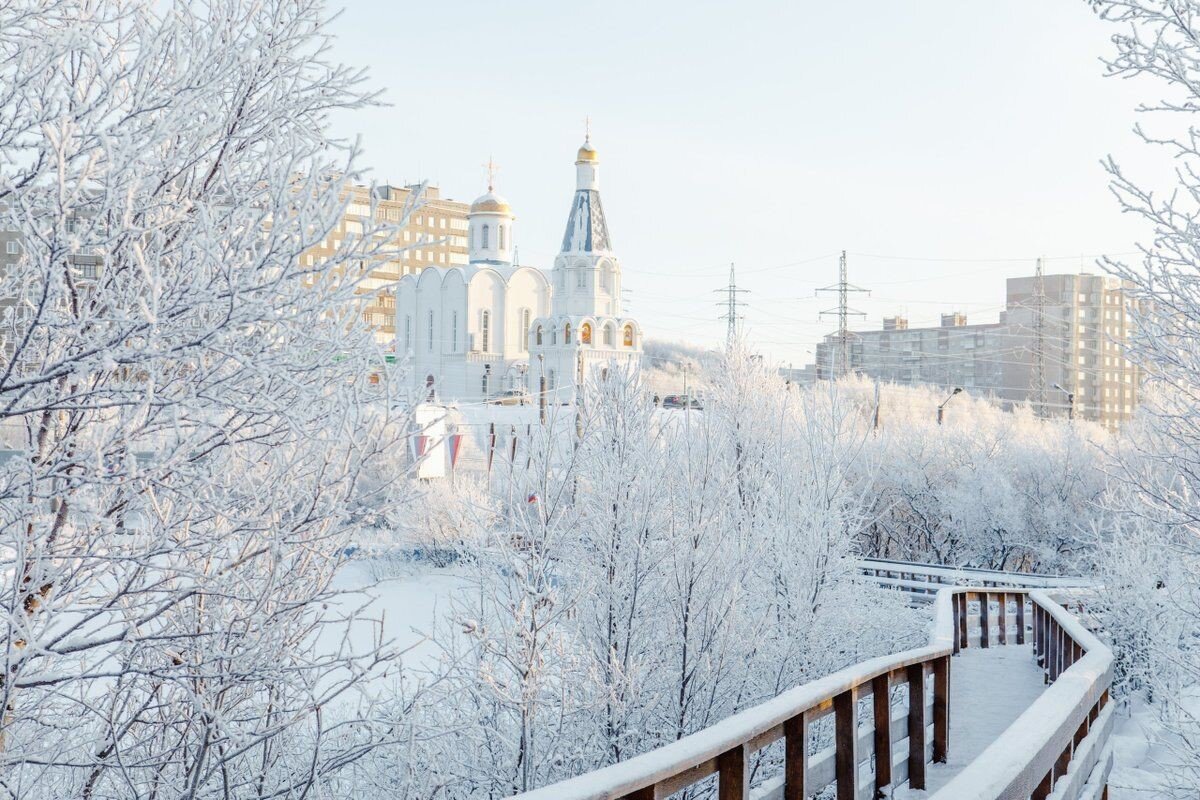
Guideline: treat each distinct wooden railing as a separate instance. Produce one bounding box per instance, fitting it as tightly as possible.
[508,585,1112,800]
[936,589,1113,800]
[857,559,1088,600]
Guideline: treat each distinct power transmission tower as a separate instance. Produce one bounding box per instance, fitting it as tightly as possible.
[715,262,749,348]
[817,250,869,378]
[1030,256,1047,417]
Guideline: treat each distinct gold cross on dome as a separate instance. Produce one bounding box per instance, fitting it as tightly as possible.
[584,115,591,143]
[483,156,499,191]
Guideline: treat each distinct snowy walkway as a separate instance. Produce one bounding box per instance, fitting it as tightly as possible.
[896,644,1046,798]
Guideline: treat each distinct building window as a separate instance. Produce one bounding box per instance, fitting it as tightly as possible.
[427,310,434,352]
[601,269,611,290]
[404,316,412,351]
[577,269,586,288]
[564,323,572,343]
[481,310,490,352]
[535,325,543,346]
[521,309,532,349]
[499,225,506,251]
[623,325,634,347]
[581,322,592,344]
[452,311,458,352]
[482,224,490,249]
[5,241,16,255]
[482,369,490,397]
[551,327,557,345]
[603,323,614,346]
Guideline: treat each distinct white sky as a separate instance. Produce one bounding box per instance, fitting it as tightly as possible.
[326,0,1159,367]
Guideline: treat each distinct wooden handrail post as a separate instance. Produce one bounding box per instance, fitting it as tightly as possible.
[907,664,927,790]
[997,591,1008,646]
[957,592,968,651]
[1016,594,1026,645]
[933,656,950,764]
[872,675,892,797]
[835,689,858,800]
[717,744,748,800]
[1032,771,1052,800]
[952,594,961,655]
[980,592,990,648]
[1053,623,1063,681]
[1033,603,1041,664]
[784,712,808,800]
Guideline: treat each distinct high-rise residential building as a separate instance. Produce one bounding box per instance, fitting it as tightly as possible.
[303,183,470,344]
[811,272,1140,428]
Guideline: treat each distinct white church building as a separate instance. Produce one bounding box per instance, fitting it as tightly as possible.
[395,136,642,403]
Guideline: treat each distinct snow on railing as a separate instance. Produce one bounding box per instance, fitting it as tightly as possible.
[506,583,1112,800]
[857,558,1089,593]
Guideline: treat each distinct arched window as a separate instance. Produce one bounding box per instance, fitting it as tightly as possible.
[427,310,434,352]
[482,224,490,249]
[581,322,592,344]
[451,310,458,352]
[551,327,557,345]
[564,323,572,343]
[576,269,586,289]
[499,225,506,250]
[548,369,556,390]
[535,325,543,346]
[603,323,614,346]
[404,315,412,351]
[521,309,532,349]
[481,310,491,352]
[623,324,634,347]
[425,374,435,401]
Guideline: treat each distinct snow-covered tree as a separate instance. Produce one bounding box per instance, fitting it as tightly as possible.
[1086,1,1200,793]
[0,2,412,797]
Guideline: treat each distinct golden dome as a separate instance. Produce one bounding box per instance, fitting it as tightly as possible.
[576,141,599,163]
[470,191,512,215]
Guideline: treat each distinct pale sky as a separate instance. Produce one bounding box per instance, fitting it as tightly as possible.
[326,0,1157,367]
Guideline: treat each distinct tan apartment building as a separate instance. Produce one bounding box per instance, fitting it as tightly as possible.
[813,272,1140,428]
[302,183,471,345]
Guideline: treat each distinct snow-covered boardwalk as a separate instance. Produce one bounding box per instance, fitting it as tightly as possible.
[510,574,1114,800]
[896,645,1046,798]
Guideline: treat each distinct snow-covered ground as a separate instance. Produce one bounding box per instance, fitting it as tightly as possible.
[896,645,1046,798]
[1108,696,1176,800]
[326,559,467,674]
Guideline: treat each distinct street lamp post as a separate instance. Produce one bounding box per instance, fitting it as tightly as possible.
[537,354,546,424]
[937,387,963,426]
[1052,383,1075,422]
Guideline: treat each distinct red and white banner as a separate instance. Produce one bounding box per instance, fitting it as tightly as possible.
[448,434,463,469]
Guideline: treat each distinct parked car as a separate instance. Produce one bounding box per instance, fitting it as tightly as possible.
[662,394,702,410]
[490,389,530,406]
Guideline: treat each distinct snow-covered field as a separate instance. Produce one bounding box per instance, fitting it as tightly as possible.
[326,559,467,675]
